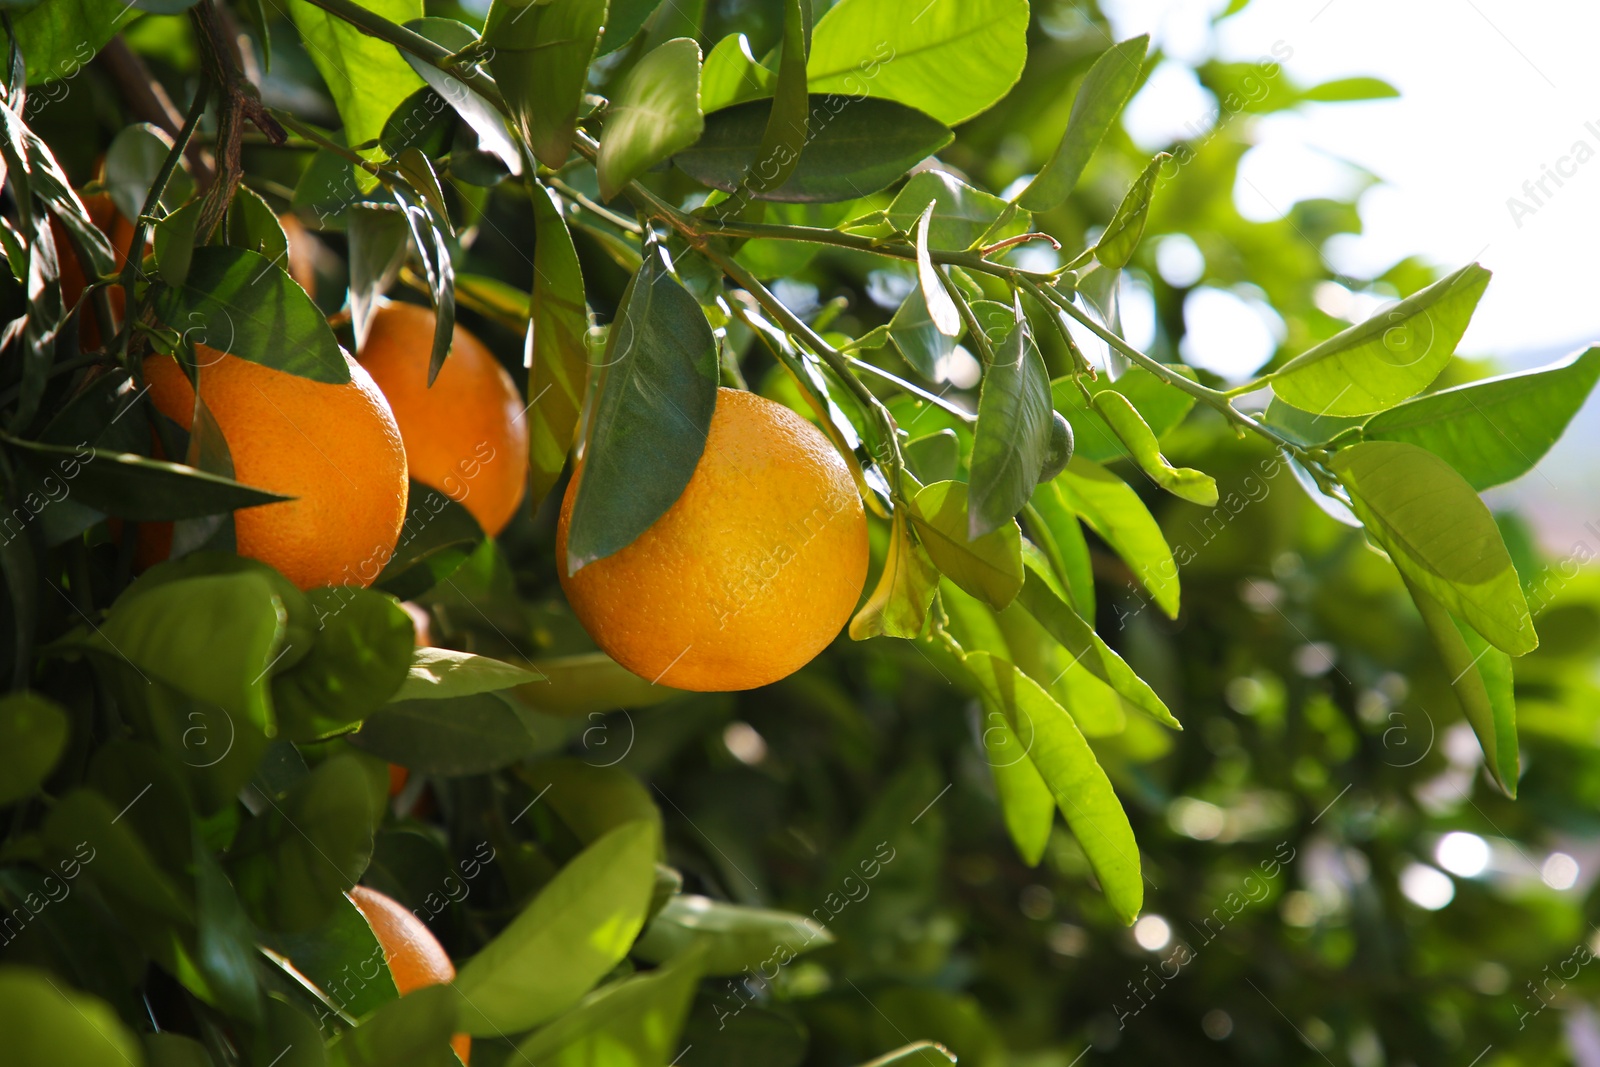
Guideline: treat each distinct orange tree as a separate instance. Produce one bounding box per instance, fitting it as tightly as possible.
[3,0,1600,1064]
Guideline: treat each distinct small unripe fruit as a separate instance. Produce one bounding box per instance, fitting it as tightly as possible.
[1039,410,1075,483]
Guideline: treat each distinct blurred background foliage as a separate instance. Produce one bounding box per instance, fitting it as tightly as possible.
[12,0,1600,1064]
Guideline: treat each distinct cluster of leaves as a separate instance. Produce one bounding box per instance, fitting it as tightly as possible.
[2,0,1599,1063]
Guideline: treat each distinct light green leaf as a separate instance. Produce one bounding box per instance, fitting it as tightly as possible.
[1360,345,1600,490]
[1025,487,1095,619]
[3,0,137,86]
[914,204,960,338]
[857,1043,957,1067]
[1051,364,1197,464]
[849,511,939,640]
[1093,152,1170,269]
[271,588,416,742]
[1302,76,1399,101]
[1019,36,1149,212]
[1330,440,1536,655]
[597,37,704,201]
[289,0,424,181]
[0,967,145,1067]
[0,691,68,806]
[512,945,704,1066]
[326,986,458,1067]
[351,692,559,775]
[527,184,590,510]
[700,33,776,112]
[1403,576,1518,796]
[517,759,662,847]
[964,652,1143,924]
[1054,457,1179,618]
[903,429,960,484]
[455,821,659,1034]
[806,0,1029,125]
[564,246,718,571]
[396,647,542,700]
[522,652,683,716]
[484,0,605,168]
[1091,391,1217,505]
[907,480,1023,611]
[969,300,1053,538]
[1014,561,1179,729]
[634,894,831,975]
[978,694,1054,866]
[1270,264,1491,416]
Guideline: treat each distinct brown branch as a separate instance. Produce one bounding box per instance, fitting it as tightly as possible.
[190,0,285,239]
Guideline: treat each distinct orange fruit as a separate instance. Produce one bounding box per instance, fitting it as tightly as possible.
[556,387,868,692]
[356,302,528,536]
[142,347,408,590]
[347,885,470,1063]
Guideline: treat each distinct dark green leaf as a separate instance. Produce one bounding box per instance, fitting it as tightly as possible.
[1093,152,1170,269]
[105,123,194,223]
[1360,345,1600,489]
[350,692,554,775]
[326,986,458,1067]
[484,0,604,168]
[152,246,349,383]
[675,95,952,203]
[154,200,203,289]
[1090,390,1217,505]
[224,185,289,267]
[887,276,955,380]
[1053,457,1179,618]
[908,480,1023,611]
[968,299,1053,538]
[263,894,400,1021]
[193,835,263,1024]
[0,690,68,806]
[272,588,415,742]
[404,18,521,174]
[599,0,662,54]
[374,483,483,600]
[396,647,542,700]
[1020,36,1149,212]
[511,945,705,1065]
[229,756,375,932]
[1270,264,1490,416]
[518,758,662,846]
[964,651,1143,924]
[805,0,1029,125]
[0,966,144,1067]
[455,821,658,1034]
[564,247,718,572]
[347,206,411,347]
[2,0,136,86]
[597,37,704,201]
[727,0,808,204]
[528,184,590,510]
[41,790,190,923]
[1330,440,1537,656]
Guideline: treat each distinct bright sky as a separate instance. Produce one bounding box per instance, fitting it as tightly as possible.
[1101,0,1600,549]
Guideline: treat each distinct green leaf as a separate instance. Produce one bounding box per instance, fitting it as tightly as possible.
[397,647,542,700]
[105,123,194,224]
[978,696,1054,866]
[597,37,704,200]
[2,433,289,523]
[1054,458,1178,617]
[1019,35,1149,212]
[2,0,137,86]
[1303,76,1399,101]
[521,652,683,716]
[152,246,349,383]
[1053,365,1197,464]
[228,756,375,932]
[224,185,289,267]
[903,429,960,484]
[1330,441,1537,656]
[154,200,203,289]
[455,821,659,1034]
[512,946,705,1065]
[42,790,190,923]
[1090,391,1217,505]
[145,1033,217,1067]
[518,758,662,847]
[351,692,556,775]
[528,184,590,510]
[403,18,520,174]
[347,206,411,348]
[806,0,1028,125]
[326,986,458,1067]
[700,33,775,112]
[484,0,605,168]
[887,276,955,380]
[288,0,425,181]
[374,483,482,600]
[1093,152,1170,269]
[963,652,1143,924]
[0,691,67,806]
[1403,576,1518,796]
[969,299,1053,538]
[731,0,809,203]
[848,511,939,640]
[564,247,718,572]
[857,1043,957,1067]
[1270,264,1491,416]
[914,204,961,339]
[254,998,326,1067]
[598,0,661,54]
[263,894,400,1021]
[86,572,286,737]
[1261,395,1363,448]
[675,95,952,203]
[0,966,144,1067]
[272,588,415,742]
[1015,562,1179,729]
[1026,486,1095,618]
[871,170,1028,250]
[907,480,1023,611]
[193,834,263,1024]
[634,894,831,975]
[1360,345,1600,490]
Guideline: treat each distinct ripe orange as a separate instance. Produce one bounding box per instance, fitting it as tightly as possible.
[142,347,408,590]
[356,302,528,536]
[556,388,868,692]
[347,885,470,1064]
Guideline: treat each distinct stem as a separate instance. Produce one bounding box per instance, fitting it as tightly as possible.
[1015,275,1091,376]
[543,176,643,234]
[845,355,974,423]
[270,109,390,179]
